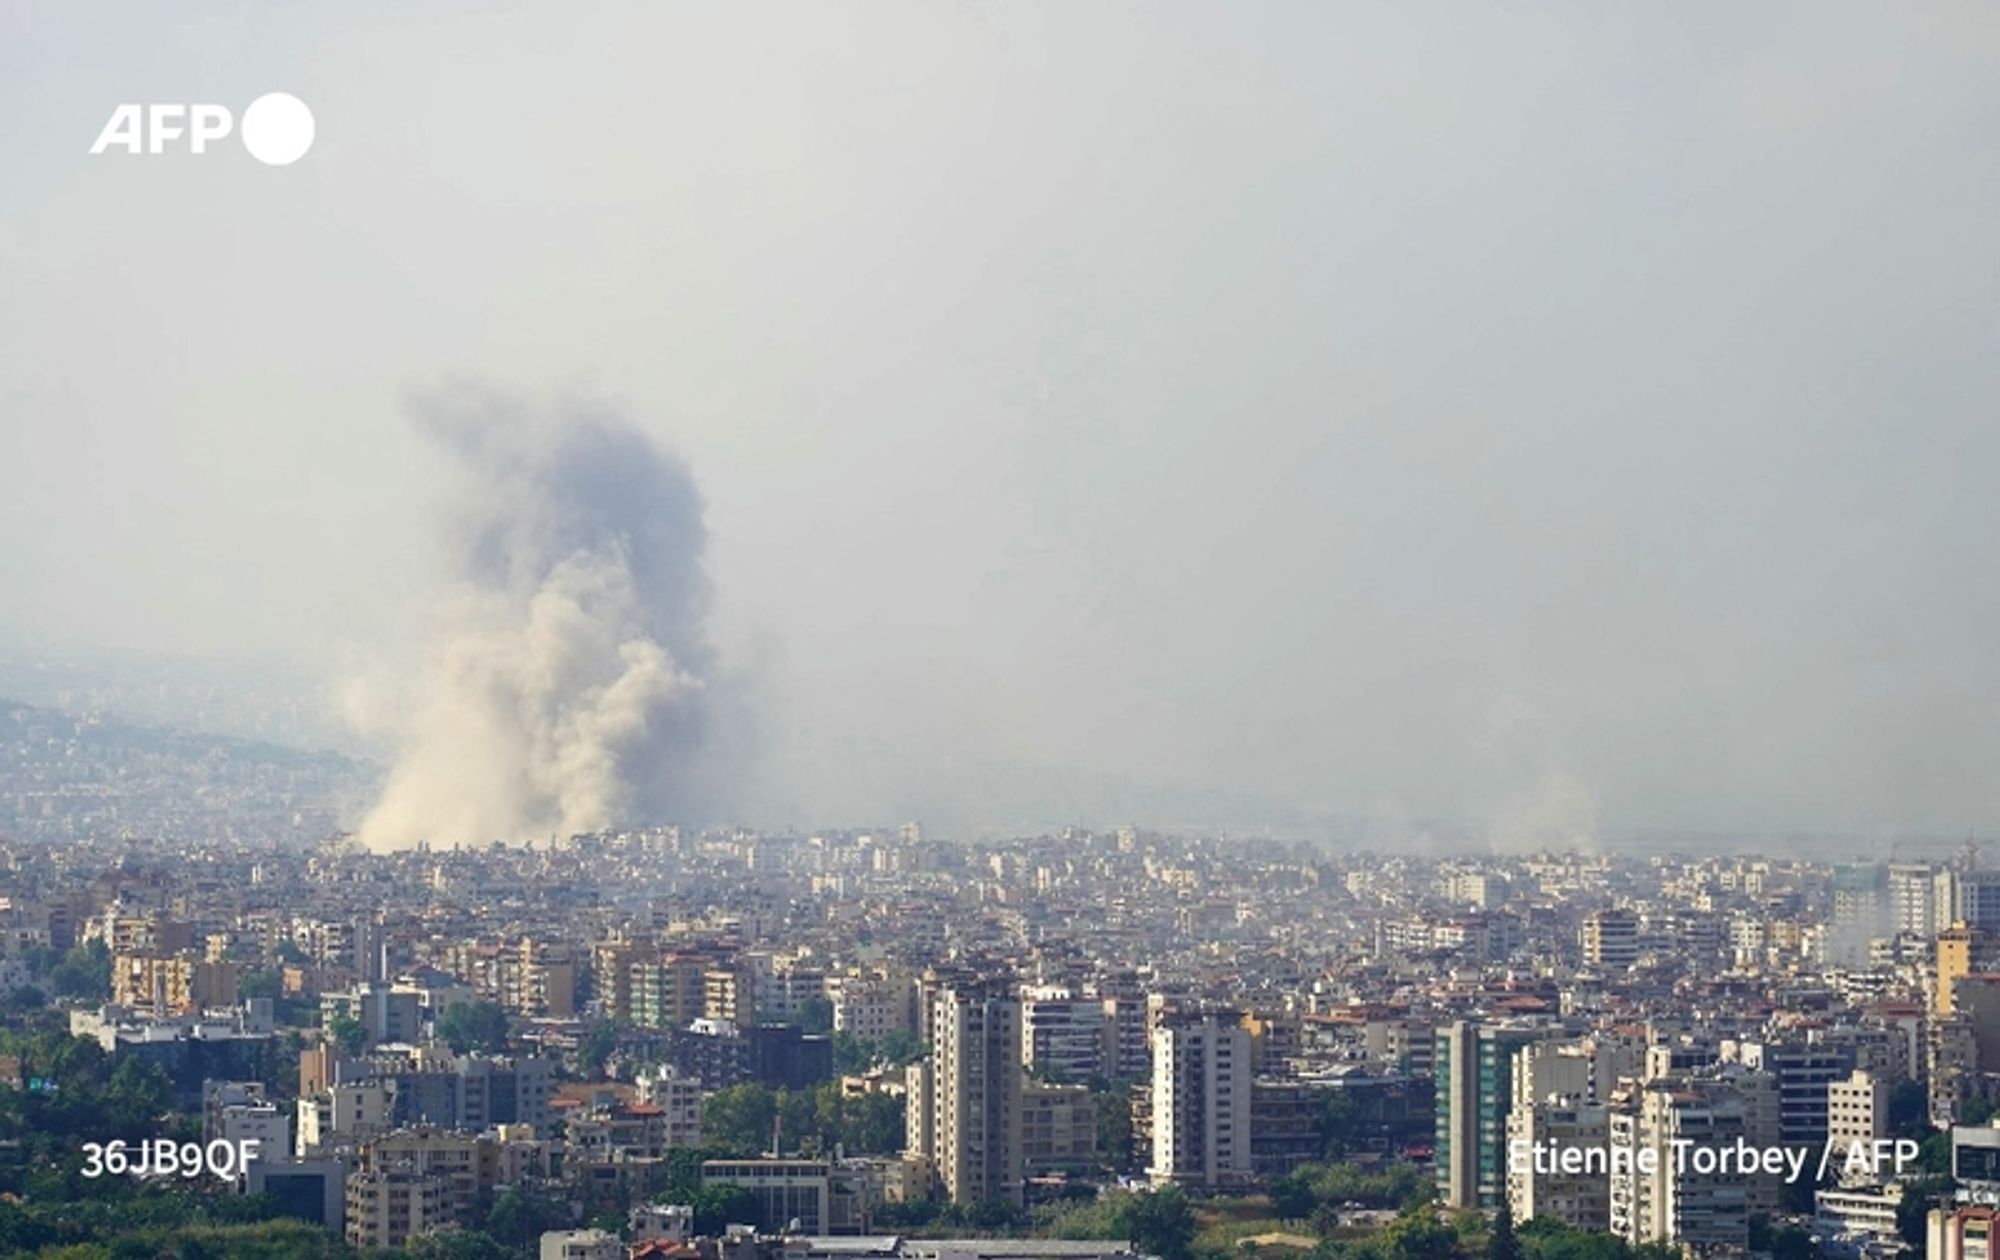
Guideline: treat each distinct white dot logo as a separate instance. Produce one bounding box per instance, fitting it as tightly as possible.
[239,92,315,166]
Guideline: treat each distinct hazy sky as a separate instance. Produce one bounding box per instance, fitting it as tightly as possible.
[4,2,2000,841]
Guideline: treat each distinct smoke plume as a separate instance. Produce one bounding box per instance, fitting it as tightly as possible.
[353,390,716,851]
[1478,696,1599,855]
[1488,766,1599,856]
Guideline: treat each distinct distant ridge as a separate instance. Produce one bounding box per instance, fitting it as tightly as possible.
[0,696,368,774]
[0,696,375,847]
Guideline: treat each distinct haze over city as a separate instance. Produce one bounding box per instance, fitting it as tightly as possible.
[5,3,2000,843]
[18,8,2000,1260]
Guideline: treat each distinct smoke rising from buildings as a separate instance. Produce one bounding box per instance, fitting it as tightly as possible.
[353,392,717,851]
[10,6,2000,843]
[1488,767,1599,856]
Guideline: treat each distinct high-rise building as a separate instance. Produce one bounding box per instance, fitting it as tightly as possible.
[828,974,913,1041]
[636,1064,705,1149]
[203,1080,292,1165]
[1506,1093,1608,1230]
[1241,1010,1304,1075]
[1928,1016,1981,1127]
[1829,865,1889,968]
[1939,925,1982,1016]
[1504,1040,1609,1229]
[345,1167,446,1251]
[1609,1078,1755,1250]
[629,955,711,1030]
[302,1050,551,1139]
[113,953,240,1016]
[453,1054,554,1133]
[1731,1038,1855,1145]
[703,966,751,1025]
[514,939,578,1018]
[1021,1079,1099,1174]
[1953,974,2000,1071]
[1149,1010,1252,1190]
[320,984,423,1049]
[1436,1022,1546,1210]
[1888,862,1941,937]
[1958,871,2000,933]
[1582,908,1640,971]
[590,941,643,1022]
[1826,1069,1888,1168]
[364,1129,486,1225]
[905,1057,937,1183]
[912,984,1023,1207]
[1100,995,1152,1080]
[1022,988,1109,1083]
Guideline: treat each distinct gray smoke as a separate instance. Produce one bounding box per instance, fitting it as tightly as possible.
[1478,696,1599,856]
[354,390,716,851]
[1488,766,1599,856]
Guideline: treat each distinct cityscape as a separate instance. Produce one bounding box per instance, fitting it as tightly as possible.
[6,720,2000,1260]
[8,3,2000,1259]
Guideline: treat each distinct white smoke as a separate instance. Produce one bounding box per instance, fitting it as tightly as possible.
[1478,695,1598,855]
[353,391,716,851]
[1488,765,1599,855]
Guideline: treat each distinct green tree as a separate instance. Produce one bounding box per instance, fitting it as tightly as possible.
[1292,1160,1431,1211]
[102,1057,172,1130]
[703,1085,779,1155]
[1517,1217,1640,1260]
[798,997,835,1035]
[238,971,282,1002]
[658,1146,733,1203]
[692,1184,763,1235]
[578,1021,618,1078]
[835,1089,905,1153]
[1900,1176,1958,1247]
[959,1198,1025,1231]
[1379,1204,1460,1260]
[409,1229,511,1260]
[1918,1128,1954,1175]
[833,1032,873,1075]
[49,940,112,999]
[1118,1187,1197,1260]
[0,1198,57,1253]
[484,1186,569,1250]
[830,1030,924,1075]
[1270,1171,1316,1223]
[872,1199,941,1231]
[437,1000,511,1055]
[1318,1092,1360,1158]
[1095,1084,1134,1172]
[1488,1200,1522,1260]
[1039,1191,1129,1241]
[1889,1078,1932,1139]
[1752,1216,1816,1260]
[1766,1224,1814,1260]
[326,1014,366,1056]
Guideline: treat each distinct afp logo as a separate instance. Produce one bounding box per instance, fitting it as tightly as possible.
[90,92,315,166]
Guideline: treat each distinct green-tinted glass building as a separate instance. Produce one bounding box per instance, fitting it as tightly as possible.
[1436,1020,1546,1209]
